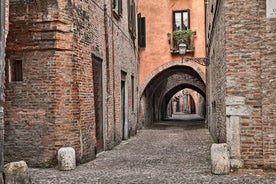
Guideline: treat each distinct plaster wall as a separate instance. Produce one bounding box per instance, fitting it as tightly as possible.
[138,0,206,86]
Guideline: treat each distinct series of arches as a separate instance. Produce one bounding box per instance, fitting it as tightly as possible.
[139,60,206,127]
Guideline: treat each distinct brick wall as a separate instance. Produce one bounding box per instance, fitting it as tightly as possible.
[4,0,77,166]
[206,0,276,169]
[4,0,139,167]
[206,0,227,143]
[0,0,9,179]
[258,0,276,169]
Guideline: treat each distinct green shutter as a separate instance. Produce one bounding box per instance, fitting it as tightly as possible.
[138,15,146,48]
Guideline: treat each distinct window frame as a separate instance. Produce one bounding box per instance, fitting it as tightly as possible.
[10,59,23,82]
[113,0,122,18]
[173,10,190,31]
[128,0,136,38]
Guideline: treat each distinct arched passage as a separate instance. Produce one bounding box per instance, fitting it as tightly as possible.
[139,61,206,127]
[162,84,205,119]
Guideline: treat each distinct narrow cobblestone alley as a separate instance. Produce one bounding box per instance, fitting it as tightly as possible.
[30,118,275,184]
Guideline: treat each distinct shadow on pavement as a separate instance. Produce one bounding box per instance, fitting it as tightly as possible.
[152,115,206,130]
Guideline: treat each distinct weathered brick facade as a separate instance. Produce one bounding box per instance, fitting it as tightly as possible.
[4,0,138,167]
[206,0,276,169]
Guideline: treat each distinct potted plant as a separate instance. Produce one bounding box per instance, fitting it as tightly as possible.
[172,29,193,44]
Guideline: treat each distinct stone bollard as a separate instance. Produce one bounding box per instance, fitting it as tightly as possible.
[0,173,3,184]
[4,160,31,184]
[230,158,243,170]
[58,147,76,171]
[211,143,230,175]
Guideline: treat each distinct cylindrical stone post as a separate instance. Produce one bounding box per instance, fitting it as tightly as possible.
[57,147,76,171]
[211,143,230,175]
[4,161,31,184]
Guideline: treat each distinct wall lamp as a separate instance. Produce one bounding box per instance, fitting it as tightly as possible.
[178,42,210,66]
[179,42,187,55]
[178,42,187,62]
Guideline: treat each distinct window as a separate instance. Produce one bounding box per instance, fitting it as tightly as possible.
[11,59,23,81]
[113,0,122,18]
[128,0,136,37]
[138,13,146,48]
[173,10,190,31]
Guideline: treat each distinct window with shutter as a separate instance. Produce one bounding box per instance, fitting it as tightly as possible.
[138,14,146,48]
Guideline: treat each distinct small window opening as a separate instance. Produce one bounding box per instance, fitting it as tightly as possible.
[11,59,23,81]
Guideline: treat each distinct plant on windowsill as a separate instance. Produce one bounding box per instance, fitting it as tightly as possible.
[170,29,195,53]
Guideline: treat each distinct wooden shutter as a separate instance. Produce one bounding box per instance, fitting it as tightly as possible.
[138,14,146,48]
[187,9,190,29]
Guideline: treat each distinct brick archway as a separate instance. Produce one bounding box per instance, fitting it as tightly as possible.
[140,59,205,97]
[139,60,206,127]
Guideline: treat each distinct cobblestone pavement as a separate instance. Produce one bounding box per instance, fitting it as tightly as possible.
[30,119,276,184]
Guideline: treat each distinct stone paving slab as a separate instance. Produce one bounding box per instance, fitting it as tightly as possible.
[30,120,276,184]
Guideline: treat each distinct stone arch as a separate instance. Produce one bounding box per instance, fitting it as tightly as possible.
[163,73,206,97]
[140,59,206,97]
[139,60,206,127]
[163,85,205,119]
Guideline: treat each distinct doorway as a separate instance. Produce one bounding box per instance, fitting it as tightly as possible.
[121,71,128,140]
[92,56,104,153]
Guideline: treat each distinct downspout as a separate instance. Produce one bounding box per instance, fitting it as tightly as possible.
[0,0,5,181]
[110,1,117,142]
[204,0,209,127]
[204,0,208,57]
[104,1,110,145]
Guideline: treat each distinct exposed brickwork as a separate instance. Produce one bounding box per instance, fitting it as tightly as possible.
[0,0,10,179]
[206,0,227,143]
[4,0,139,167]
[258,0,276,169]
[206,0,276,169]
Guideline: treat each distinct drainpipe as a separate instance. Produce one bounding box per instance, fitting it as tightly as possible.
[204,0,208,57]
[104,2,110,94]
[0,0,6,181]
[110,1,116,142]
[104,1,110,147]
